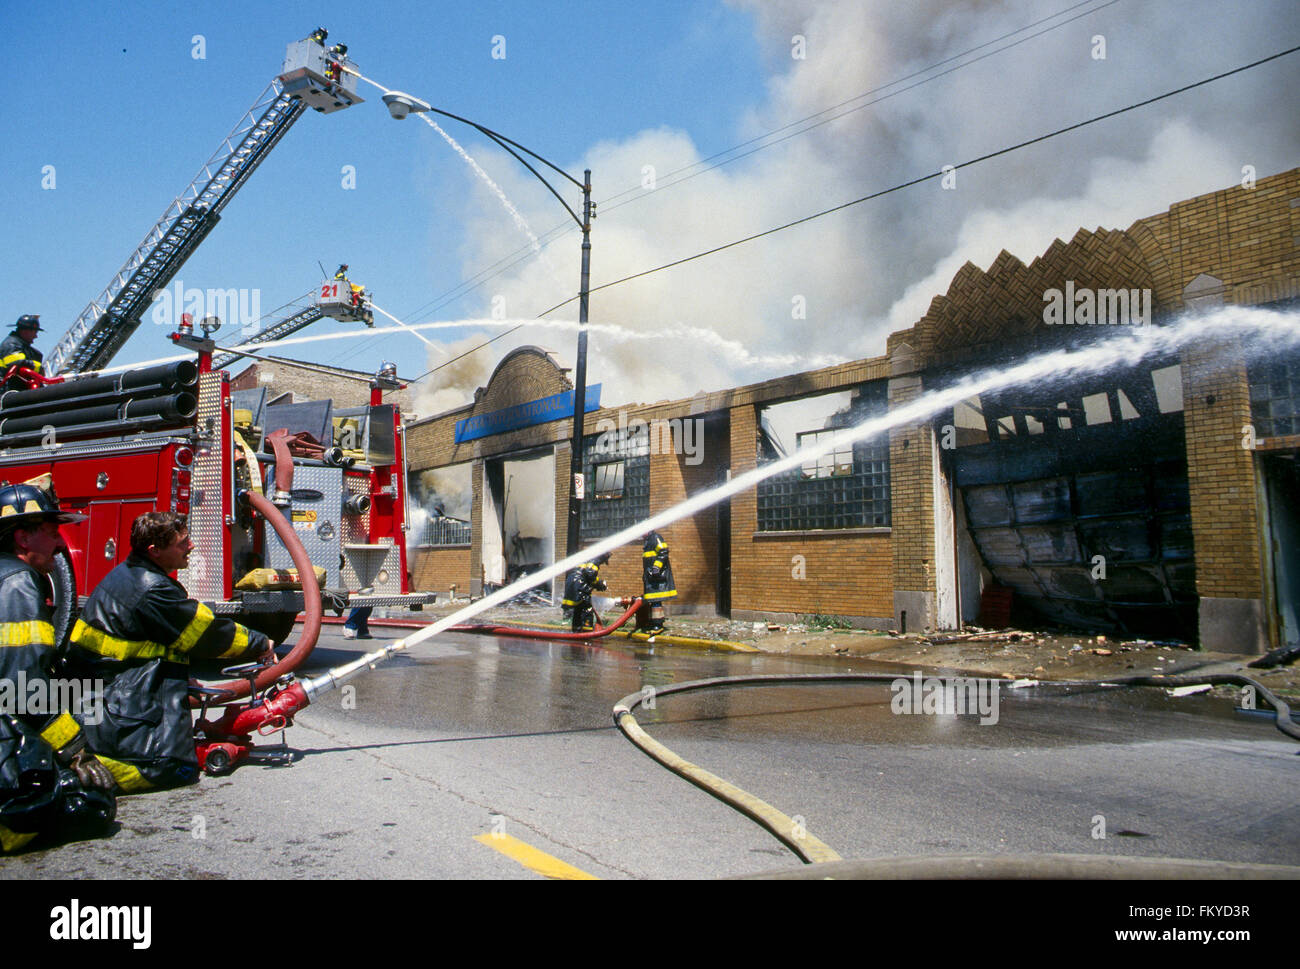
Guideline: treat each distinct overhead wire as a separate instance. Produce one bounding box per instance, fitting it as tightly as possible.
[327,0,1124,368]
[406,43,1300,382]
[530,43,1300,318]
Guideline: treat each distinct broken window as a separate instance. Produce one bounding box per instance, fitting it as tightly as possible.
[591,461,625,499]
[581,425,649,541]
[409,463,472,546]
[757,382,891,531]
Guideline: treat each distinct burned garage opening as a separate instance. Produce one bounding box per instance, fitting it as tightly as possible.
[942,352,1195,641]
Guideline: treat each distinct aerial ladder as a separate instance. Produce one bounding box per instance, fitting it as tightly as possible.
[46,30,365,377]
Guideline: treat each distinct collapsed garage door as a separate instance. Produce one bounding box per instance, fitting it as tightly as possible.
[948,364,1196,640]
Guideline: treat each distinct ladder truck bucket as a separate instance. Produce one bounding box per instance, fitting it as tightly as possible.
[279,38,364,114]
[316,280,374,326]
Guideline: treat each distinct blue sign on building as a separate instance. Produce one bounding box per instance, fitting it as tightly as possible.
[454,385,602,444]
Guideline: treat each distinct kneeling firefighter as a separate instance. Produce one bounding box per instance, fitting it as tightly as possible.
[66,512,272,792]
[0,477,116,852]
[562,552,610,632]
[641,531,676,632]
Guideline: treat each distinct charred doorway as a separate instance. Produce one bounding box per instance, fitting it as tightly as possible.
[1260,453,1300,648]
[482,447,556,598]
[943,357,1196,640]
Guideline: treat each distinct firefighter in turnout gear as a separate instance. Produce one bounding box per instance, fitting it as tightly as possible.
[562,552,610,632]
[332,264,370,324]
[641,531,676,632]
[0,315,44,390]
[66,512,271,792]
[0,476,116,852]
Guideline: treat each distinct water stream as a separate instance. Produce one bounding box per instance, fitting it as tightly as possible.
[333,304,1300,667]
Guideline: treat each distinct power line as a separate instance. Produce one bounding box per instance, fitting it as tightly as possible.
[596,0,1125,214]
[349,0,1124,362]
[412,44,1298,381]
[531,44,1299,317]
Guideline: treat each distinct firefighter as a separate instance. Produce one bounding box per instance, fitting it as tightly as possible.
[334,263,349,280]
[641,531,676,632]
[0,477,116,851]
[66,512,272,793]
[562,552,610,632]
[0,315,44,390]
[309,27,328,46]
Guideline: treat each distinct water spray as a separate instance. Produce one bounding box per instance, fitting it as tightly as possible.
[368,301,443,351]
[299,306,1300,704]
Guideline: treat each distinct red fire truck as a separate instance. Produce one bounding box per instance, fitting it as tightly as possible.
[0,330,434,651]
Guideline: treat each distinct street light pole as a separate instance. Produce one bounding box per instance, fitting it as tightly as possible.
[381,92,594,559]
[567,170,592,558]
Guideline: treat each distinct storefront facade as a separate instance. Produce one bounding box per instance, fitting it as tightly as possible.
[405,167,1300,654]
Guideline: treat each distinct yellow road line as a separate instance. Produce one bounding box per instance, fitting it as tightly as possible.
[473,833,599,880]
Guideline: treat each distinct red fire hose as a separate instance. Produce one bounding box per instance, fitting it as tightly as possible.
[450,596,643,640]
[316,596,644,641]
[190,490,322,705]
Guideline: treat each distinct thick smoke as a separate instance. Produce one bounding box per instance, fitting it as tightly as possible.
[444,0,1297,407]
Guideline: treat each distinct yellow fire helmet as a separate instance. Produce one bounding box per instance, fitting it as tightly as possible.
[0,474,87,528]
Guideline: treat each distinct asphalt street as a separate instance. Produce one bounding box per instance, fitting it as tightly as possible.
[2,623,1296,879]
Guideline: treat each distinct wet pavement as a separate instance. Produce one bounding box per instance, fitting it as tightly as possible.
[2,624,1296,879]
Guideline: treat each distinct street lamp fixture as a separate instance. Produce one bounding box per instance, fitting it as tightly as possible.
[384,96,595,560]
[381,92,432,120]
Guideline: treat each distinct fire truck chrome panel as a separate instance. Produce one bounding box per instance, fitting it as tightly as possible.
[177,372,227,600]
[343,472,371,543]
[263,463,343,586]
[341,542,402,595]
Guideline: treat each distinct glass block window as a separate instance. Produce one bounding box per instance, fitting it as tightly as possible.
[418,516,471,547]
[1250,352,1300,438]
[758,383,891,531]
[580,424,649,542]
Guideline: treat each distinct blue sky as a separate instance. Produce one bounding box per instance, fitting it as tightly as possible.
[5,1,1297,414]
[5,2,763,376]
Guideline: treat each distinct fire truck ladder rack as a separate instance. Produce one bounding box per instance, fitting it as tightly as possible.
[211,300,323,371]
[47,82,308,377]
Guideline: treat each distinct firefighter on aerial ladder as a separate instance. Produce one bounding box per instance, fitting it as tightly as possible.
[334,263,370,325]
[0,477,116,852]
[0,315,44,390]
[65,512,273,793]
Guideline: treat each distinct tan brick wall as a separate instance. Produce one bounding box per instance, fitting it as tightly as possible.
[727,402,893,620]
[1180,343,1263,598]
[410,546,471,597]
[889,374,936,596]
[643,420,726,607]
[228,361,415,413]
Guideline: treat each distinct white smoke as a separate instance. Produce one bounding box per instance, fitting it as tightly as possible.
[441,0,1298,407]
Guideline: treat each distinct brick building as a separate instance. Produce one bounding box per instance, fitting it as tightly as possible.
[405,167,1300,655]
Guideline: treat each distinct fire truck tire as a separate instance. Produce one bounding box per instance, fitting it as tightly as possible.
[48,548,78,653]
